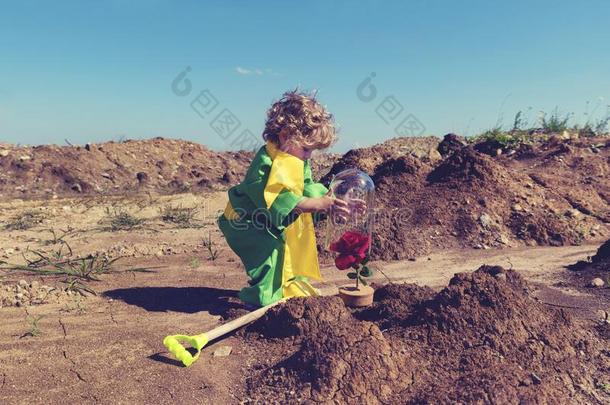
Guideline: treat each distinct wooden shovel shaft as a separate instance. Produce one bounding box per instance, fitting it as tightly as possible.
[205,298,286,341]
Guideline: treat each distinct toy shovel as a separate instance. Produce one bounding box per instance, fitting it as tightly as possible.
[163,298,286,367]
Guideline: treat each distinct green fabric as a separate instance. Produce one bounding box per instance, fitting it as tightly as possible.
[218,145,327,306]
[303,160,329,223]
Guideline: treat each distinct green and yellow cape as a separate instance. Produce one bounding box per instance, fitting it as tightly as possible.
[217,141,328,306]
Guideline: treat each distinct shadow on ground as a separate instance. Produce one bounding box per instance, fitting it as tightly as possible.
[104,286,241,315]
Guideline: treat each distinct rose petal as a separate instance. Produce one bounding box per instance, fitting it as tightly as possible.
[335,254,358,270]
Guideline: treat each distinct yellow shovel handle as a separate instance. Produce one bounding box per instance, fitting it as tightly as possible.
[162,334,208,367]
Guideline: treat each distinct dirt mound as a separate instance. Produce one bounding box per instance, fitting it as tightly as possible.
[244,267,610,404]
[249,295,352,340]
[246,296,412,403]
[357,283,435,329]
[566,239,610,292]
[320,137,609,260]
[0,138,255,199]
[592,238,610,264]
[427,146,503,183]
[320,136,440,185]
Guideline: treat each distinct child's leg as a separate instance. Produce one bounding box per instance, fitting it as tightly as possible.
[218,215,284,307]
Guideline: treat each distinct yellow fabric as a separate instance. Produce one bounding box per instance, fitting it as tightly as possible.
[223,201,240,220]
[263,141,322,298]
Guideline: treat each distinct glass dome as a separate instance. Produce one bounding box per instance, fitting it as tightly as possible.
[325,168,375,255]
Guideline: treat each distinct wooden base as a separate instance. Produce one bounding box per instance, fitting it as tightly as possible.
[338,285,374,307]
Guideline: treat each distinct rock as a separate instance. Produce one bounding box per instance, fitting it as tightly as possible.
[85,143,92,151]
[590,278,605,288]
[494,273,507,281]
[427,149,442,163]
[0,149,9,157]
[100,172,112,179]
[565,209,581,218]
[18,279,28,288]
[511,204,523,212]
[531,373,542,385]
[213,346,233,357]
[71,183,83,193]
[19,155,31,161]
[437,133,466,157]
[136,172,148,184]
[497,234,510,245]
[479,213,493,229]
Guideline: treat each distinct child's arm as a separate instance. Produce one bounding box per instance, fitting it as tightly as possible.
[294,192,350,218]
[300,160,350,219]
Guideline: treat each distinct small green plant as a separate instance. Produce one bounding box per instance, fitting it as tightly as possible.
[43,227,77,246]
[61,295,88,313]
[104,208,145,231]
[22,315,45,338]
[4,210,45,230]
[596,381,610,394]
[202,232,219,261]
[63,278,96,296]
[189,257,201,269]
[512,110,526,131]
[540,107,572,133]
[160,205,200,228]
[4,246,121,281]
[471,127,524,150]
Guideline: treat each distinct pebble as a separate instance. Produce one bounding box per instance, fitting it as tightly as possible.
[213,346,233,357]
[511,204,523,212]
[590,278,605,288]
[497,234,510,245]
[531,373,542,385]
[479,213,493,229]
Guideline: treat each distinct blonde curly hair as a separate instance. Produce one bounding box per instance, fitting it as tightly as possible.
[263,90,336,150]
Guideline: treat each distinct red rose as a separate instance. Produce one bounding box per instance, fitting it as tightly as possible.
[330,231,371,270]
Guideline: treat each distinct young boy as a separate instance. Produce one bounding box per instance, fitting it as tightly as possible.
[217,90,349,307]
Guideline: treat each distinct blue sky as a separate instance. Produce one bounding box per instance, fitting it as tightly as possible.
[1,0,609,152]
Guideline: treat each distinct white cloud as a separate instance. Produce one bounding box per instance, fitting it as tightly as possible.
[235,66,252,75]
[235,66,277,76]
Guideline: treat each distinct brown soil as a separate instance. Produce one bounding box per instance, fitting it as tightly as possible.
[0,279,72,308]
[565,238,610,302]
[0,188,607,403]
[5,135,606,261]
[1,135,609,404]
[243,266,610,404]
[0,138,340,200]
[0,138,254,199]
[321,135,610,260]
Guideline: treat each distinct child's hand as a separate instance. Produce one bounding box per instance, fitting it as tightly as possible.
[348,198,367,216]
